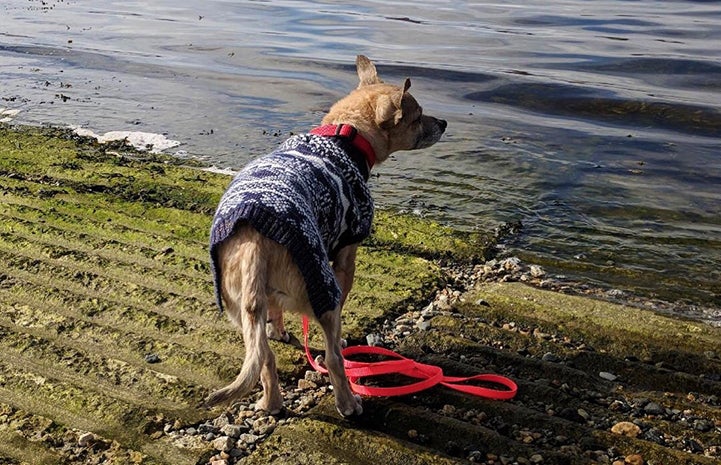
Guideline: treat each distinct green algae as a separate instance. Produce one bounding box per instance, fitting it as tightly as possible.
[0,124,467,464]
[244,398,465,465]
[369,209,493,261]
[466,282,721,361]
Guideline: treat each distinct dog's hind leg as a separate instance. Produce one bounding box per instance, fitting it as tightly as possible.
[204,230,275,408]
[266,303,290,343]
[317,308,363,417]
[256,302,283,413]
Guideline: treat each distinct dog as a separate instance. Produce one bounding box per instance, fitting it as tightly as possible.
[205,55,446,417]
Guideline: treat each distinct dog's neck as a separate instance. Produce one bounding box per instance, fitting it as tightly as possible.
[310,124,376,180]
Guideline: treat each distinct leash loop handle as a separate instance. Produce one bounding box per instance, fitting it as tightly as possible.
[302,316,517,400]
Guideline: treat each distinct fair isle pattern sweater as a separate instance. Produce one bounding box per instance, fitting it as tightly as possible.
[209,134,374,317]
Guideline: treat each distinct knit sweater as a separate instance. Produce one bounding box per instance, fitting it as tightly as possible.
[209,133,374,317]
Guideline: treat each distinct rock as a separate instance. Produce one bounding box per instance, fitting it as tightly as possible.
[642,427,665,445]
[213,413,234,429]
[144,353,161,364]
[542,352,562,363]
[611,421,642,438]
[643,402,665,416]
[298,378,317,390]
[529,454,544,464]
[599,371,618,381]
[239,433,260,445]
[77,432,95,447]
[366,333,384,347]
[624,454,644,465]
[210,459,228,465]
[693,419,714,432]
[198,422,219,434]
[304,370,325,385]
[501,257,522,271]
[220,424,244,439]
[212,436,235,452]
[529,265,545,278]
[441,404,457,416]
[416,319,431,331]
[576,408,590,421]
[252,416,277,436]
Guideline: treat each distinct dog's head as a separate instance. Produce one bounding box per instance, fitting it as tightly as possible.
[323,55,447,163]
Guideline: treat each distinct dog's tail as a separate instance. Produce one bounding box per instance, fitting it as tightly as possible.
[204,236,269,407]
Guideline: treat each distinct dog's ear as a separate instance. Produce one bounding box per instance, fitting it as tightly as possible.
[356,55,383,88]
[396,78,411,107]
[375,92,404,129]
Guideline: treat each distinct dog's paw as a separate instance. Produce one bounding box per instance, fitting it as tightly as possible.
[255,396,283,415]
[336,394,363,417]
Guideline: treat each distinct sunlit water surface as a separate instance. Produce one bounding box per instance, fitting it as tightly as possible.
[2,0,720,318]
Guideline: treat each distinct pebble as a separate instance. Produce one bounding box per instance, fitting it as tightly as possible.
[239,433,260,445]
[212,436,235,452]
[252,416,277,435]
[144,353,161,364]
[77,432,95,447]
[693,419,714,432]
[576,408,590,421]
[529,265,546,278]
[304,370,325,385]
[501,257,522,271]
[366,333,384,346]
[611,421,642,438]
[220,424,245,439]
[529,454,544,463]
[643,402,665,416]
[297,379,317,390]
[624,454,644,465]
[542,352,562,363]
[599,371,618,381]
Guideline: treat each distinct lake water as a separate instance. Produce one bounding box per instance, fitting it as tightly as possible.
[2,0,720,319]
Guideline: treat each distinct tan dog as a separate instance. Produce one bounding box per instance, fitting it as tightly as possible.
[205,55,446,416]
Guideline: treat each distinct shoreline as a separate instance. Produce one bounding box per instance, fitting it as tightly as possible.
[1,124,719,464]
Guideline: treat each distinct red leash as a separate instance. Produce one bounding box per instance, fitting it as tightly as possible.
[302,316,517,400]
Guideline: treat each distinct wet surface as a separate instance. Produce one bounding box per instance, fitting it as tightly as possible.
[1,0,720,311]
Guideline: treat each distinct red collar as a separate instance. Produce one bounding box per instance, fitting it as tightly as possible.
[309,124,377,172]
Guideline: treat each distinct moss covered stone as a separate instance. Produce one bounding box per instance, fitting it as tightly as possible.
[0,125,461,464]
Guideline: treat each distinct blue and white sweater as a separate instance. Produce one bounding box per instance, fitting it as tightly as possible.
[209,134,374,317]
